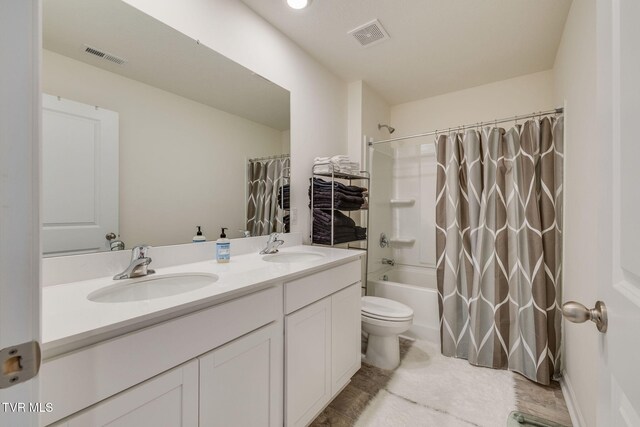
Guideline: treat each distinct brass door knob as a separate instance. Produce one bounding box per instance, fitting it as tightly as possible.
[562,301,607,333]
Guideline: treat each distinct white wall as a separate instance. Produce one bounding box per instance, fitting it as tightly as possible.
[389,70,556,267]
[43,49,283,247]
[553,1,599,425]
[123,0,348,243]
[391,70,556,136]
[347,81,392,274]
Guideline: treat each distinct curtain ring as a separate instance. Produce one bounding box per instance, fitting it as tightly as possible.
[515,115,518,125]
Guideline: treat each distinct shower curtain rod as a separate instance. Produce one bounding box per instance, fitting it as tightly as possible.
[368,107,564,146]
[248,153,290,162]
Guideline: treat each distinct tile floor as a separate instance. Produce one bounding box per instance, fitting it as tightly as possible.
[311,339,571,427]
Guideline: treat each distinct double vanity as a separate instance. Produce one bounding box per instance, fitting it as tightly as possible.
[40,236,363,427]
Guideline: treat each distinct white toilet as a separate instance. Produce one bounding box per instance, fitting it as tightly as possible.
[361,296,414,370]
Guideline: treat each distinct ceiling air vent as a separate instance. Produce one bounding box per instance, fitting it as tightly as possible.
[347,19,390,48]
[83,45,127,65]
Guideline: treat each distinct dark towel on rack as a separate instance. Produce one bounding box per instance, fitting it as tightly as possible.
[311,178,366,196]
[312,209,356,227]
[310,191,365,205]
[308,178,367,210]
[312,229,366,245]
[312,222,359,236]
[310,193,365,211]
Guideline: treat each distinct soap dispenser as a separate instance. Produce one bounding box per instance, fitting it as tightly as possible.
[193,226,206,243]
[216,227,230,263]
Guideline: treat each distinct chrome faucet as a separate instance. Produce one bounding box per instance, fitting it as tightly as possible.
[382,258,395,267]
[113,245,155,280]
[260,233,284,254]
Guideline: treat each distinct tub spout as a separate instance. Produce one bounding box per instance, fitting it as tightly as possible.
[382,258,395,266]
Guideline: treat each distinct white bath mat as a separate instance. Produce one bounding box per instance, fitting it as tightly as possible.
[356,340,517,427]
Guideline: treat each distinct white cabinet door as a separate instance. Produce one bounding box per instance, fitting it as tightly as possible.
[42,94,119,256]
[59,360,198,427]
[199,322,283,427]
[331,283,361,395]
[285,298,332,427]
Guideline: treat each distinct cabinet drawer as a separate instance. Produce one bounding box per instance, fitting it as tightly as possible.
[284,260,361,314]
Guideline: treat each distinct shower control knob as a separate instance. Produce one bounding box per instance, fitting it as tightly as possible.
[562,301,607,333]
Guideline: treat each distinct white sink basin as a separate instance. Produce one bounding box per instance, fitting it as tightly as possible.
[88,273,218,303]
[262,252,326,263]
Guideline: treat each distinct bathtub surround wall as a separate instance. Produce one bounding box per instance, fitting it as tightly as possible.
[392,143,438,268]
[43,50,284,246]
[122,0,348,244]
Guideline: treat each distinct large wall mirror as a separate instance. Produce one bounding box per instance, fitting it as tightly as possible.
[42,0,291,256]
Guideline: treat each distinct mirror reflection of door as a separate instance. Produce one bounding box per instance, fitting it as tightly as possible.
[42,94,119,256]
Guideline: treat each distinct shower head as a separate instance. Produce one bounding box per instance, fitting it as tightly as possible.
[378,123,395,134]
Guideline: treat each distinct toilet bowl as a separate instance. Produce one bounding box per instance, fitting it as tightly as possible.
[361,296,413,370]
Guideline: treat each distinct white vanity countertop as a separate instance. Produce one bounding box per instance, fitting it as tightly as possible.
[42,245,363,358]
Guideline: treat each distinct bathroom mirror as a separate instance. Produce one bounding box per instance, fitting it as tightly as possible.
[42,0,290,256]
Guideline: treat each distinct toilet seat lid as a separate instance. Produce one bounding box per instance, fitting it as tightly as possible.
[361,296,413,320]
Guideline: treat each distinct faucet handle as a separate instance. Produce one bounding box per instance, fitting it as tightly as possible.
[131,245,151,260]
[269,233,280,242]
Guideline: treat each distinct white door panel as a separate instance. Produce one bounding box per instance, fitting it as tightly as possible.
[42,94,118,255]
[597,0,640,424]
[0,1,41,424]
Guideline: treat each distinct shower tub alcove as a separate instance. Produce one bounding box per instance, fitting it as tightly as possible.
[367,265,439,344]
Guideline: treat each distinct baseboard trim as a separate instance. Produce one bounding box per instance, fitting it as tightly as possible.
[560,371,587,427]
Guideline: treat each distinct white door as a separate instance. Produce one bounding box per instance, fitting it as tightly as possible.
[595,0,640,424]
[0,1,41,425]
[42,94,118,256]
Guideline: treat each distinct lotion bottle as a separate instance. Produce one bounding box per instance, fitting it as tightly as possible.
[216,227,230,263]
[193,226,206,243]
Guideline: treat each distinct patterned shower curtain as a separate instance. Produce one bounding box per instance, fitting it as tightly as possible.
[435,117,563,385]
[246,156,290,236]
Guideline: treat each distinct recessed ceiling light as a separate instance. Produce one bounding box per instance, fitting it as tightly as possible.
[287,0,312,10]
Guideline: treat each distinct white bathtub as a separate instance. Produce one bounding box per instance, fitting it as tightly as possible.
[367,265,440,344]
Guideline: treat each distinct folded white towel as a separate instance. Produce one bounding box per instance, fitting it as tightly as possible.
[313,155,360,174]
